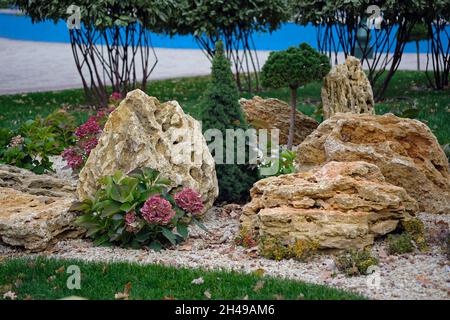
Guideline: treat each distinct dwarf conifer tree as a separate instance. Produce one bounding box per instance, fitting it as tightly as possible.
[200,41,258,202]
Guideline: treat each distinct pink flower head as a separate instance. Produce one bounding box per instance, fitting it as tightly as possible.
[75,116,101,138]
[125,211,136,225]
[174,188,204,215]
[140,195,175,225]
[83,137,99,156]
[62,148,84,170]
[110,92,122,101]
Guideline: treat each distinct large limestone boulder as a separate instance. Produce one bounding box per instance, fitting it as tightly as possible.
[321,56,375,119]
[77,89,218,213]
[239,96,318,146]
[241,161,418,251]
[296,113,450,214]
[0,187,79,251]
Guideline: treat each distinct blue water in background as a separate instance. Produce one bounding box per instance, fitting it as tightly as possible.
[0,13,442,53]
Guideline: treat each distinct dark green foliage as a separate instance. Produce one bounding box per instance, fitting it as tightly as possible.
[200,41,258,202]
[0,110,76,174]
[335,250,379,276]
[261,43,330,90]
[387,233,414,255]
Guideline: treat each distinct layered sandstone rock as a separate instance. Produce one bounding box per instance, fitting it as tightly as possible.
[0,164,75,197]
[241,161,418,251]
[77,89,218,213]
[321,56,375,119]
[239,96,318,146]
[0,187,79,251]
[296,113,450,214]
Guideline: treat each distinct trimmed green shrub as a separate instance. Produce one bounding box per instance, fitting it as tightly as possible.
[261,43,330,149]
[200,41,259,203]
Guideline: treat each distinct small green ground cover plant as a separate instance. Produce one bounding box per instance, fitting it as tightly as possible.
[72,168,206,250]
[387,218,429,254]
[335,250,379,277]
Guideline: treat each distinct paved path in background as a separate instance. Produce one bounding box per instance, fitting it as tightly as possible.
[0,37,431,95]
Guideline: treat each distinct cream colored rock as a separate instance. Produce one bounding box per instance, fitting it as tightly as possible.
[296,113,450,214]
[0,164,76,197]
[0,187,78,251]
[321,56,375,119]
[77,89,218,213]
[239,96,318,146]
[241,161,418,251]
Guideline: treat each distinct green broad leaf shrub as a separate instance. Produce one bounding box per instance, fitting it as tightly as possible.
[335,249,379,276]
[200,41,259,203]
[259,148,297,177]
[261,43,330,150]
[71,168,206,249]
[0,110,76,174]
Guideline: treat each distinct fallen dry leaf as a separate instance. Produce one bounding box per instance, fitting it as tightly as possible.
[273,294,284,300]
[204,290,212,299]
[115,282,132,300]
[163,295,176,300]
[253,280,265,292]
[253,268,265,277]
[191,277,205,285]
[3,291,17,300]
[55,266,65,274]
[243,295,249,300]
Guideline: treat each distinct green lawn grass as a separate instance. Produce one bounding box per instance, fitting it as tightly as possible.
[0,257,363,300]
[1,71,448,144]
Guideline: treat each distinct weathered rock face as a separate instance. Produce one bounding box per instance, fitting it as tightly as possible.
[321,56,375,119]
[0,164,76,197]
[296,113,450,214]
[241,161,418,251]
[239,96,318,146]
[77,89,218,213]
[0,187,79,251]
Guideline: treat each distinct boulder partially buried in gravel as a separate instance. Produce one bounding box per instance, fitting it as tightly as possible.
[77,89,218,213]
[239,96,318,146]
[295,113,450,214]
[0,187,79,251]
[240,161,418,251]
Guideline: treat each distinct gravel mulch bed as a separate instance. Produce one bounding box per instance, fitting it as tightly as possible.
[1,205,448,300]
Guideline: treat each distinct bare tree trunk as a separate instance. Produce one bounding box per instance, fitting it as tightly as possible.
[287,86,298,150]
[416,40,420,71]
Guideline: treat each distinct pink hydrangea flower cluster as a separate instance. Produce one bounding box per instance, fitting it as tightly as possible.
[110,92,122,101]
[140,195,175,225]
[83,137,99,156]
[62,148,84,169]
[62,108,114,171]
[124,210,139,233]
[75,116,102,138]
[174,188,204,215]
